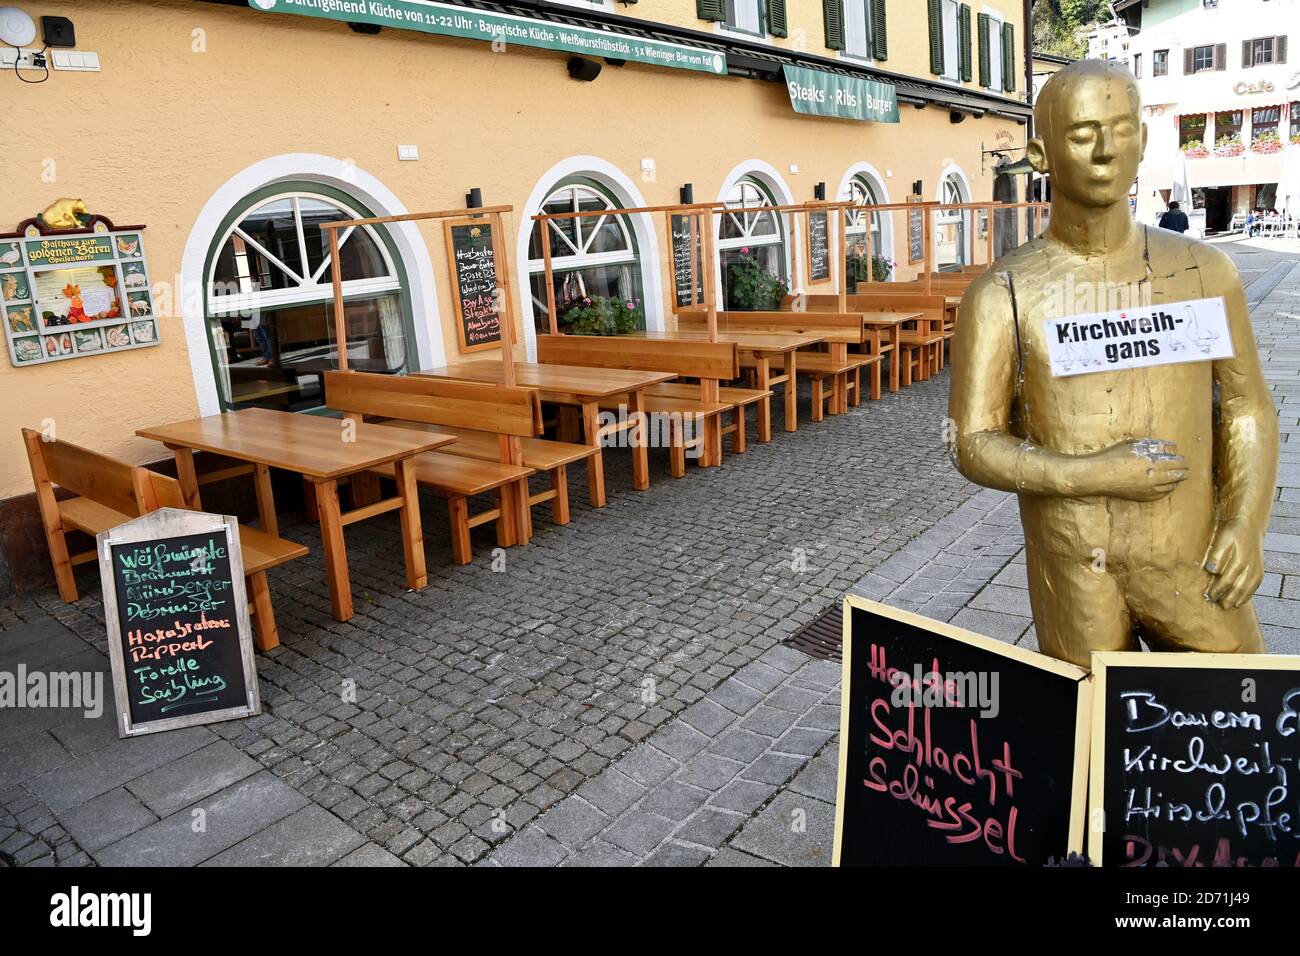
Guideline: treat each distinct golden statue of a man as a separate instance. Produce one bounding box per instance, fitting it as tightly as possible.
[949,59,1278,668]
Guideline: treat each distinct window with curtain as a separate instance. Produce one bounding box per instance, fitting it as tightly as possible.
[1252,106,1281,141]
[936,175,969,271]
[843,1,875,60]
[205,189,408,411]
[845,175,887,284]
[527,181,644,335]
[1216,110,1243,141]
[720,178,786,310]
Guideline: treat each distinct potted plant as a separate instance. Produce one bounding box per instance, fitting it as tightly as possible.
[1214,134,1244,157]
[1181,139,1209,159]
[1291,132,1300,146]
[726,247,789,310]
[1252,130,1283,154]
[557,295,642,336]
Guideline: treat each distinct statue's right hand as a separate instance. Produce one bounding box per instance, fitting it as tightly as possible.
[1078,439,1188,501]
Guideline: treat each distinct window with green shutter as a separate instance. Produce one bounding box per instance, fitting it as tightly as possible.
[696,0,726,22]
[769,0,789,38]
[871,0,888,60]
[824,0,845,52]
[1003,22,1016,92]
[927,0,944,75]
[958,4,971,82]
[977,13,991,87]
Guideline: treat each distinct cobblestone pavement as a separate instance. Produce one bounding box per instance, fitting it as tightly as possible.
[6,241,1297,868]
[0,336,975,866]
[483,240,1300,866]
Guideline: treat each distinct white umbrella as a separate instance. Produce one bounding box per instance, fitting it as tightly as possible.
[1170,151,1191,206]
[1275,148,1300,219]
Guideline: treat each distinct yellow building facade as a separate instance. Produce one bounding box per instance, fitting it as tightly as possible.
[0,0,1029,590]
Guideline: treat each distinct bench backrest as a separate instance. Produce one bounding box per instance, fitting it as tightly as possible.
[842,293,948,322]
[679,308,864,344]
[22,428,184,518]
[536,334,738,381]
[324,371,540,438]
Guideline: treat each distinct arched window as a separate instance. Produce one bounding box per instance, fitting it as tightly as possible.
[719,177,786,310]
[204,184,412,410]
[936,173,971,271]
[527,180,644,334]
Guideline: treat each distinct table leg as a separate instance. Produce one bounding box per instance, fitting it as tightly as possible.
[253,463,278,537]
[889,326,901,393]
[393,458,427,591]
[784,352,798,432]
[626,389,650,491]
[754,355,772,443]
[558,407,580,443]
[169,445,202,510]
[581,402,607,507]
[314,478,353,622]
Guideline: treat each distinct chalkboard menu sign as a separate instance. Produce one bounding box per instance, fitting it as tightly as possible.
[807,210,831,283]
[670,214,704,309]
[833,596,1092,866]
[445,217,504,353]
[907,201,925,265]
[1090,652,1300,867]
[97,509,259,737]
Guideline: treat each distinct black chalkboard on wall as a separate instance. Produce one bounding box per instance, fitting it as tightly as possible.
[445,218,503,352]
[807,210,830,283]
[98,508,259,737]
[670,214,704,309]
[833,595,1092,866]
[1090,652,1300,867]
[907,202,925,265]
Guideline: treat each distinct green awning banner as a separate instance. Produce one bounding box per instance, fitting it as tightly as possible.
[248,0,728,75]
[782,64,899,123]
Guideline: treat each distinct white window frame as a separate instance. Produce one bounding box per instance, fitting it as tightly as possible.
[843,0,875,63]
[941,0,961,82]
[845,175,885,258]
[525,183,639,316]
[721,0,766,38]
[983,8,1004,92]
[719,178,784,258]
[206,191,400,319]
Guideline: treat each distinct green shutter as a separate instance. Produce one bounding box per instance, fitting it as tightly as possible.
[958,5,971,82]
[769,0,788,38]
[824,0,845,52]
[871,0,888,60]
[927,0,944,74]
[696,0,725,22]
[1003,22,1016,92]
[977,13,991,87]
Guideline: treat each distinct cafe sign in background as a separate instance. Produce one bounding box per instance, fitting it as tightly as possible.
[783,65,899,123]
[249,0,728,75]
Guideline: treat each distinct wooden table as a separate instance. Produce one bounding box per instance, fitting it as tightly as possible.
[414,361,675,507]
[859,311,923,394]
[632,330,822,440]
[138,407,455,622]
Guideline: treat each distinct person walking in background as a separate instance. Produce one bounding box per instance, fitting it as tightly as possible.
[1158,200,1190,234]
[1245,208,1259,237]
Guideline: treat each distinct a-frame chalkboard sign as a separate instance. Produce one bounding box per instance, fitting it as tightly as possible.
[833,595,1092,866]
[1089,651,1300,867]
[97,508,260,738]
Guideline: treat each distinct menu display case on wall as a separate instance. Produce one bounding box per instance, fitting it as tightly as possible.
[1,220,159,368]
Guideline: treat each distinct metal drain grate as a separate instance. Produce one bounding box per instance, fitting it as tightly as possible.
[785,602,843,662]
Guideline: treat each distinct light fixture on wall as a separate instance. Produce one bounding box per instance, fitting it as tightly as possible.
[912,180,923,197]
[679,183,694,205]
[0,6,36,47]
[466,187,483,209]
[813,182,826,202]
[567,57,602,82]
[950,110,967,124]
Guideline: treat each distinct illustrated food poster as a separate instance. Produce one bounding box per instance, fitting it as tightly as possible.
[1,225,159,368]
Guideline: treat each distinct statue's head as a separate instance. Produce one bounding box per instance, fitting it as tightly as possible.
[1028,59,1146,209]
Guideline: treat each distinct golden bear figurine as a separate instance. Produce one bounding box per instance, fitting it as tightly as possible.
[38,198,90,231]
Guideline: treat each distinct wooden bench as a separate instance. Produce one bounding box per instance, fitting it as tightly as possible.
[324,371,536,564]
[800,294,948,381]
[22,428,307,651]
[687,309,883,415]
[644,382,771,456]
[536,333,739,474]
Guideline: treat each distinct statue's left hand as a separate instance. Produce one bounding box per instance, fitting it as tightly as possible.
[1204,518,1266,609]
